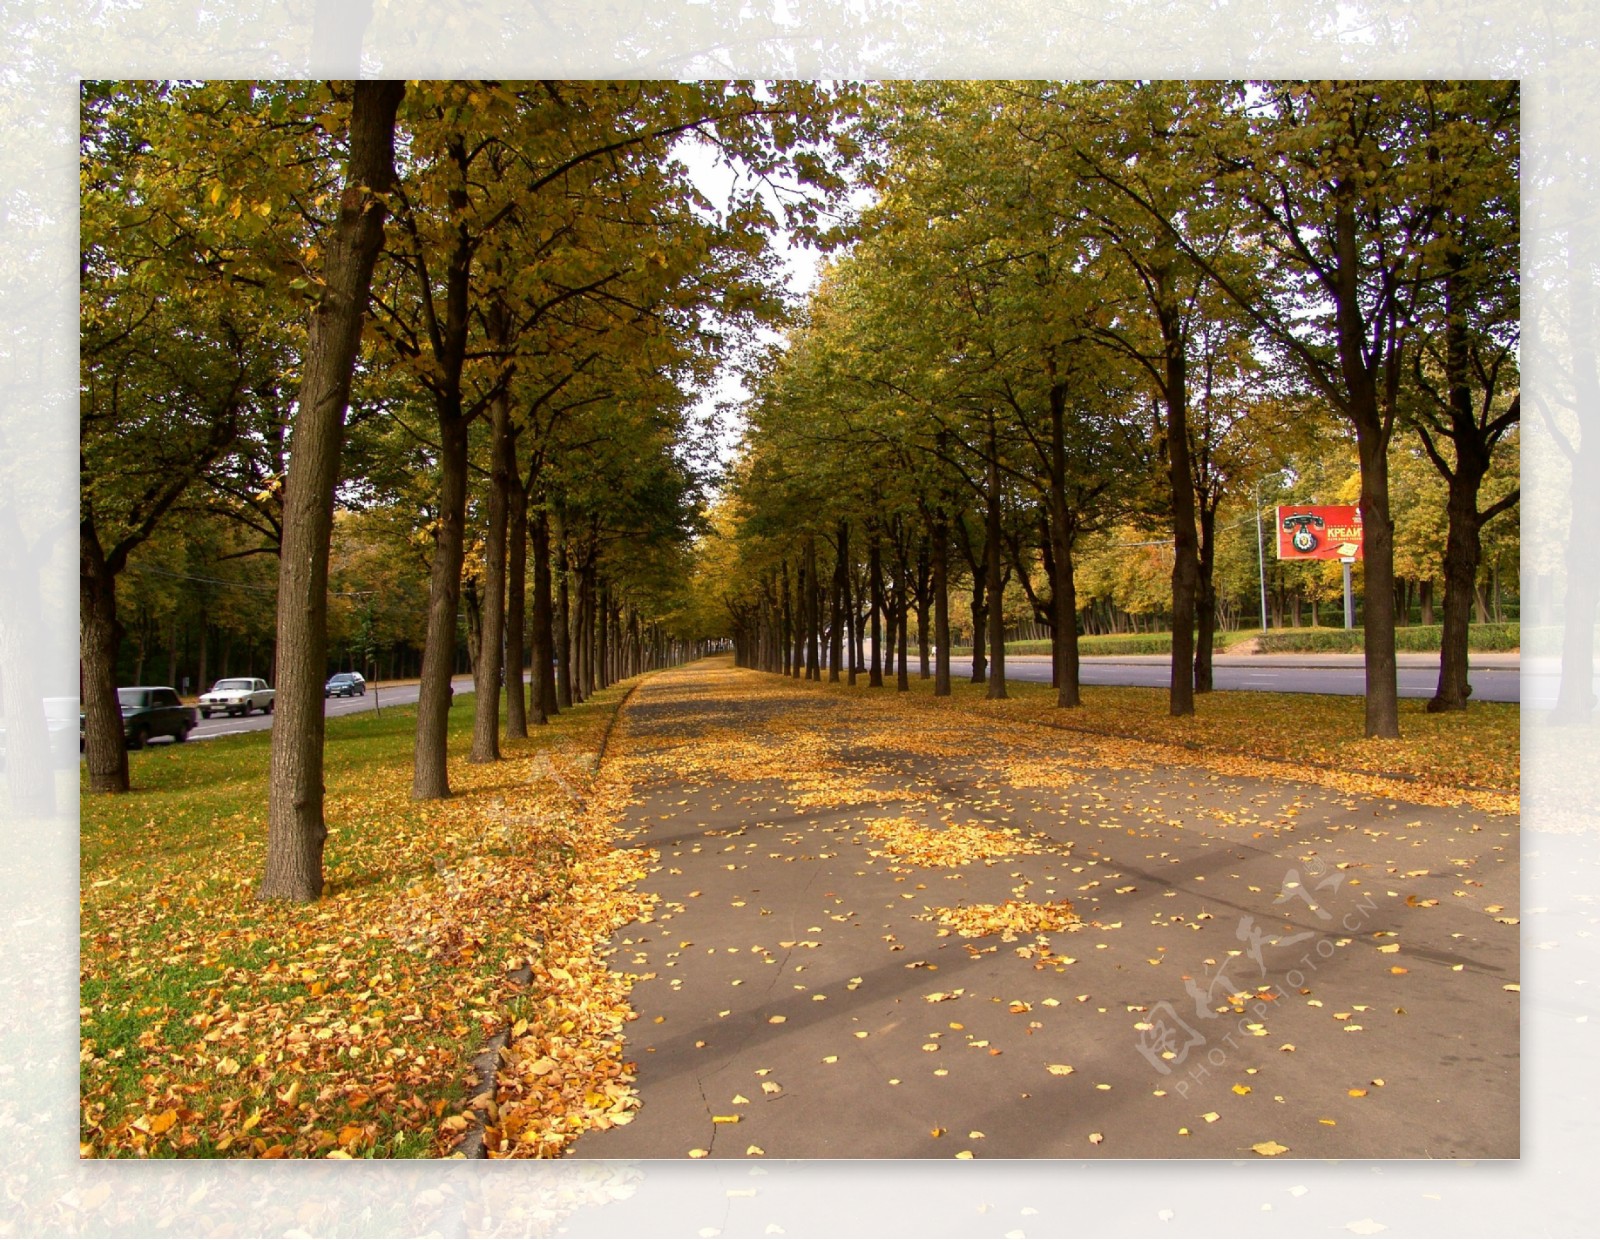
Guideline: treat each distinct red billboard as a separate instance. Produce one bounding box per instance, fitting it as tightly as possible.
[1276,505,1363,560]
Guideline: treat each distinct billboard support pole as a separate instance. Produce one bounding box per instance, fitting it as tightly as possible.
[1342,559,1355,629]
[1256,483,1269,631]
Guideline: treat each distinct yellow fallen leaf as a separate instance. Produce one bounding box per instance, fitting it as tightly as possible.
[688,1149,709,1159]
[768,1015,786,1024]
[731,1094,750,1105]
[1378,944,1400,954]
[713,1115,741,1124]
[955,1150,974,1159]
[1348,1089,1368,1097]
[1047,1064,1074,1076]
[821,1055,838,1064]
[761,1082,782,1095]
[1503,983,1520,992]
[1251,1140,1290,1156]
[746,1145,764,1156]
[1202,1112,1220,1123]
[1088,1132,1104,1145]
[930,1127,946,1137]
[148,1110,178,1136]
[1232,1084,1251,1095]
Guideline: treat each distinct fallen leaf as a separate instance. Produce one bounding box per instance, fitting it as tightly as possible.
[1251,1140,1290,1157]
[1047,1064,1074,1076]
[1088,1132,1104,1145]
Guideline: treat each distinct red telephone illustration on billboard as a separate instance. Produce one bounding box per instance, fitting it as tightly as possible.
[1276,505,1363,561]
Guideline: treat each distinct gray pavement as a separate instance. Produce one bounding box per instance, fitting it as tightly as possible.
[571,662,1519,1160]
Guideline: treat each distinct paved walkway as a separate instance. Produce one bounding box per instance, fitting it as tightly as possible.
[571,661,1519,1159]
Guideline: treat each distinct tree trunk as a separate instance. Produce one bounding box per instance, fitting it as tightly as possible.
[1354,417,1401,737]
[530,502,555,724]
[891,525,911,692]
[985,450,1007,700]
[80,524,129,794]
[1420,579,1435,626]
[411,407,470,799]
[931,511,951,698]
[1194,502,1218,694]
[1430,480,1482,712]
[261,79,403,900]
[806,538,822,681]
[409,129,481,798]
[868,532,884,687]
[1157,278,1198,717]
[505,468,529,738]
[554,527,573,708]
[829,521,847,682]
[470,381,513,762]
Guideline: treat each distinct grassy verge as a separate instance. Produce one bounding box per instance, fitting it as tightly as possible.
[803,665,1517,811]
[80,683,644,1159]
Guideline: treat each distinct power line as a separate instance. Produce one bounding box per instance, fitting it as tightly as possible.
[126,564,369,599]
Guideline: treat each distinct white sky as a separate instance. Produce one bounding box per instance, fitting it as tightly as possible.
[670,135,834,465]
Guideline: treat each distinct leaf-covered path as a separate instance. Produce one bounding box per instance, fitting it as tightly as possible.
[572,659,1518,1159]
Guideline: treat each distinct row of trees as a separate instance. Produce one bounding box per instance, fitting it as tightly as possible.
[81,80,854,901]
[696,80,1519,733]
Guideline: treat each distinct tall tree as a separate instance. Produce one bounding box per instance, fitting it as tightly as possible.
[260,80,404,902]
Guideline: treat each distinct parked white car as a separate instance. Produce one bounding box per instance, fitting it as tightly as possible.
[198,677,275,718]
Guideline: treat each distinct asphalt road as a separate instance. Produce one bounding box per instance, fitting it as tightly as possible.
[997,653,1523,704]
[182,675,478,743]
[161,654,1526,749]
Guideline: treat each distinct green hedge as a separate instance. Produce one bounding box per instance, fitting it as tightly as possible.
[948,622,1519,658]
[1255,622,1519,654]
[953,631,1256,658]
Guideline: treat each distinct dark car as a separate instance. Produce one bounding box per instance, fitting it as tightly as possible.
[81,687,197,750]
[325,672,366,698]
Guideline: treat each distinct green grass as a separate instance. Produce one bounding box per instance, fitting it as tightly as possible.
[807,659,1519,804]
[80,685,632,1158]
